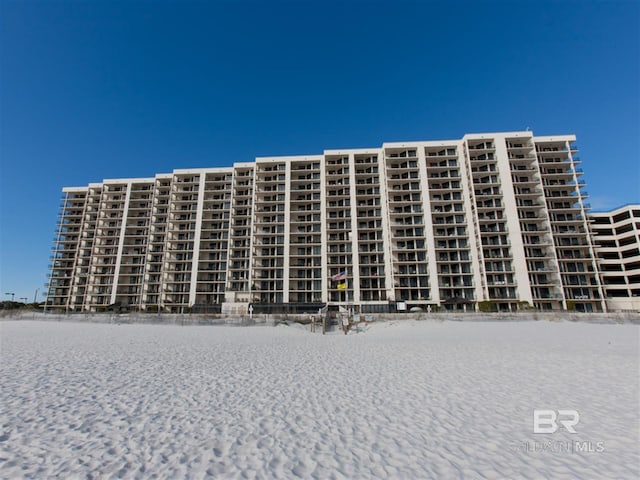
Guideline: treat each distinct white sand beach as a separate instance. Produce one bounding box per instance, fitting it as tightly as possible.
[1,319,638,479]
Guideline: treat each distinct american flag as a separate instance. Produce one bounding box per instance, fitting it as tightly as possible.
[331,271,347,281]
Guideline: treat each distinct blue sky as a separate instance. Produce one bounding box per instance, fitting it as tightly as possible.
[1,0,638,303]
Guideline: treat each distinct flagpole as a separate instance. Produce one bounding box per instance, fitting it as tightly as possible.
[342,260,347,334]
[331,232,351,334]
[344,231,351,333]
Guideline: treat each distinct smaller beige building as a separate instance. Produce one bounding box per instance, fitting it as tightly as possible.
[590,205,640,311]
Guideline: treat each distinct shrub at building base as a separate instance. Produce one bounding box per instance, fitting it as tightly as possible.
[478,301,498,312]
[517,301,534,310]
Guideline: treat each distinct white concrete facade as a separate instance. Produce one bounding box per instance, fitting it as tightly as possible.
[47,131,608,313]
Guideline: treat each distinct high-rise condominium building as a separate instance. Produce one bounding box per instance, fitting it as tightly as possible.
[47,131,606,313]
[590,205,640,311]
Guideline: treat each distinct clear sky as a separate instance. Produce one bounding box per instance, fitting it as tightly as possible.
[1,0,639,304]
